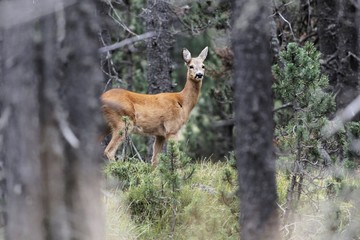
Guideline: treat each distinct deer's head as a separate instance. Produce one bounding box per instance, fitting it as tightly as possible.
[183,47,208,82]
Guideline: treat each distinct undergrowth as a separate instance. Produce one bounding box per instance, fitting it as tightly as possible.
[276,164,360,239]
[103,140,360,239]
[104,141,239,239]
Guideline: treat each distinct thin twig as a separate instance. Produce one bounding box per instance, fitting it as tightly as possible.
[99,32,123,89]
[129,138,144,162]
[108,0,137,36]
[271,5,297,41]
[277,11,297,40]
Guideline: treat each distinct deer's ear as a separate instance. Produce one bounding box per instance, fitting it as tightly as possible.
[182,48,192,63]
[198,46,208,61]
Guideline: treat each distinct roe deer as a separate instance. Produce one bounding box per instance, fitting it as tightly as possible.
[101,47,208,166]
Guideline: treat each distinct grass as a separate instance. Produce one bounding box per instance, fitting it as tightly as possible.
[103,176,138,240]
[171,162,239,240]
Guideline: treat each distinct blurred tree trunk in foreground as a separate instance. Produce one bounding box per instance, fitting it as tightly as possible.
[0,9,44,240]
[231,1,280,239]
[0,1,104,239]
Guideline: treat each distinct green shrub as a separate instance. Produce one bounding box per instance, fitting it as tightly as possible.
[273,42,338,228]
[104,145,239,239]
[104,160,152,189]
[273,42,336,155]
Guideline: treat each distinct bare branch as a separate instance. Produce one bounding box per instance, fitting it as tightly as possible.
[323,95,360,137]
[273,102,293,112]
[212,119,234,128]
[347,51,360,62]
[98,31,155,53]
[271,10,297,40]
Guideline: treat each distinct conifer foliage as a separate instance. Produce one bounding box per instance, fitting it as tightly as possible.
[273,42,336,155]
[272,42,347,234]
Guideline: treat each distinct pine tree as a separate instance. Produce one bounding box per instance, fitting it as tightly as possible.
[273,42,338,235]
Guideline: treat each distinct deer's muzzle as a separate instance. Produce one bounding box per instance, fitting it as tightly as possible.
[195,73,203,79]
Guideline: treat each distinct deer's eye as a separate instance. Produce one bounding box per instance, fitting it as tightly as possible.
[189,65,194,69]
[202,65,205,69]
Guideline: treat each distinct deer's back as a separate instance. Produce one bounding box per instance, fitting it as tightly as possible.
[101,88,187,137]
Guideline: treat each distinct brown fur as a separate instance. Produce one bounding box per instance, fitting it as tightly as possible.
[101,47,208,166]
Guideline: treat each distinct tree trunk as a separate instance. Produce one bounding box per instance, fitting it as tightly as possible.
[317,0,359,111]
[316,0,338,87]
[145,0,174,160]
[145,0,173,94]
[231,1,280,240]
[58,3,104,238]
[336,0,359,110]
[0,1,104,239]
[1,17,44,240]
[0,18,5,230]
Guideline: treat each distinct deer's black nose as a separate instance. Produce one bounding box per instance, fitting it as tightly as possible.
[195,73,203,78]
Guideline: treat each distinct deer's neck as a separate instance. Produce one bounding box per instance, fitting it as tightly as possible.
[180,77,202,114]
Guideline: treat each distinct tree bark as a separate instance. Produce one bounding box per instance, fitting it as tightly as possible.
[145,0,173,94]
[336,0,359,110]
[232,1,280,240]
[317,0,338,87]
[317,0,360,111]
[0,18,5,230]
[1,17,44,240]
[145,0,174,160]
[0,1,104,239]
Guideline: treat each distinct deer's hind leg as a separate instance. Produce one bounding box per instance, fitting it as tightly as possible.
[104,128,124,161]
[104,115,133,161]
